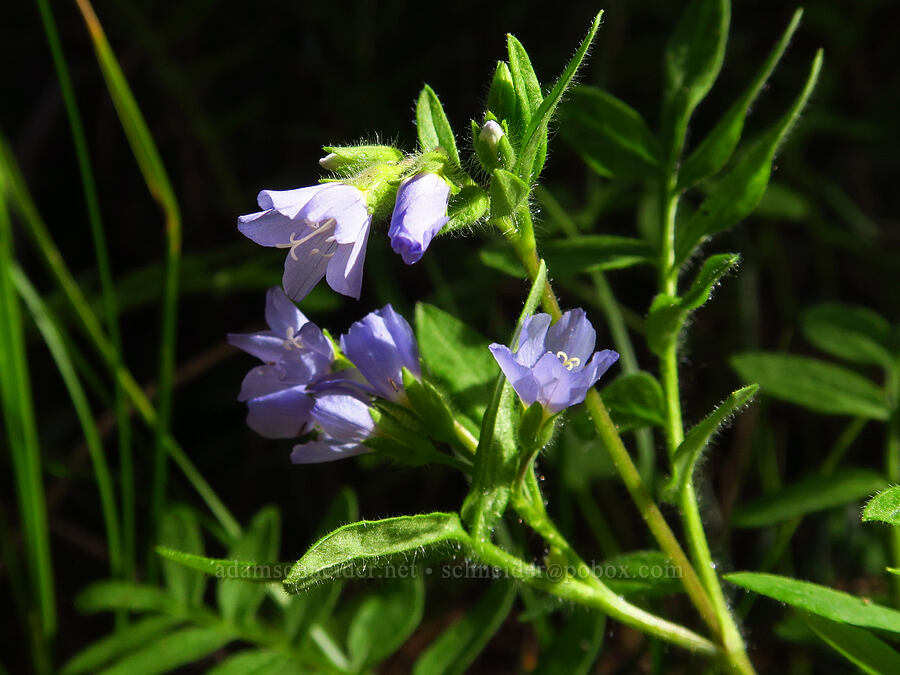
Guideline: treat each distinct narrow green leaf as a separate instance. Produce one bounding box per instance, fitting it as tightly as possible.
[348,577,425,669]
[443,185,489,233]
[217,507,280,623]
[725,572,900,634]
[490,168,530,220]
[417,84,460,167]
[682,253,741,309]
[517,11,603,179]
[560,86,662,179]
[154,547,288,582]
[733,469,887,528]
[675,50,824,262]
[664,385,758,501]
[480,236,656,278]
[158,505,205,607]
[802,303,895,369]
[76,582,174,614]
[507,34,543,132]
[678,9,804,188]
[413,581,515,675]
[61,616,183,675]
[803,613,900,675]
[863,486,900,527]
[283,513,470,593]
[532,610,605,675]
[661,0,730,160]
[488,61,518,124]
[730,352,890,420]
[96,627,234,675]
[646,253,739,355]
[13,267,121,580]
[599,372,666,432]
[415,303,498,426]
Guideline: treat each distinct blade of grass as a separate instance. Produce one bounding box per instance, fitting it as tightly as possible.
[73,0,182,567]
[0,136,240,542]
[12,265,122,581]
[34,0,134,582]
[0,166,55,669]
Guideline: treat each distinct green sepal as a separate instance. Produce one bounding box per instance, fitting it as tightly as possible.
[517,401,548,451]
[490,168,530,221]
[441,185,489,234]
[402,367,458,445]
[320,144,404,176]
[368,404,442,466]
[646,253,740,355]
[487,60,518,126]
[351,161,407,220]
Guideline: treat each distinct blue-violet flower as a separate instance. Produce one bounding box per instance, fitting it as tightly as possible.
[238,183,371,301]
[340,304,421,402]
[387,172,450,264]
[489,309,619,414]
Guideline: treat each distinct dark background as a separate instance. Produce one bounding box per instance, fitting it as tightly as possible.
[3,0,899,671]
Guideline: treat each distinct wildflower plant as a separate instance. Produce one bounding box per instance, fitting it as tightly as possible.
[10,1,900,674]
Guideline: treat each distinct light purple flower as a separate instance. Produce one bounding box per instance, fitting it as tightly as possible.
[387,172,450,265]
[340,304,421,402]
[238,182,372,301]
[489,309,619,414]
[228,287,350,438]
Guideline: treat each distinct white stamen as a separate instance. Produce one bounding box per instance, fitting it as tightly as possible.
[556,351,580,371]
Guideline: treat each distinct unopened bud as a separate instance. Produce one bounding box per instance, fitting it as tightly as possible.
[479,120,504,149]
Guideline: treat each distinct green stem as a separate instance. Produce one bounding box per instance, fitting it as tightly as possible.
[470,532,718,656]
[657,183,754,674]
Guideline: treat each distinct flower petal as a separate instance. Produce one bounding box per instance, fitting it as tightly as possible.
[340,304,420,401]
[279,349,333,386]
[515,314,552,367]
[546,309,596,369]
[388,172,451,265]
[264,286,307,338]
[237,365,291,401]
[290,440,370,464]
[490,343,539,406]
[310,393,374,443]
[531,352,576,413]
[326,221,370,299]
[245,387,313,439]
[237,209,295,248]
[299,184,369,244]
[257,184,330,218]
[227,330,284,363]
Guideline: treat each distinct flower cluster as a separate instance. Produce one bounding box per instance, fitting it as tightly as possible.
[490,309,619,415]
[228,287,420,463]
[238,167,452,302]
